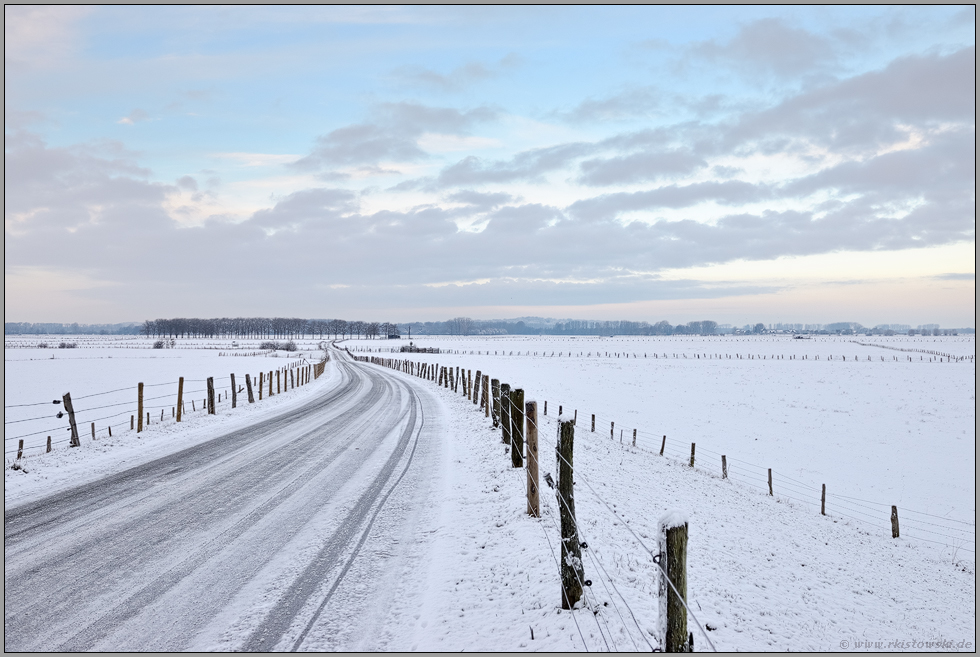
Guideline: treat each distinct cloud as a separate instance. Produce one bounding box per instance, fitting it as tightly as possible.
[117,108,150,125]
[567,181,772,221]
[690,18,838,78]
[392,53,521,91]
[293,102,497,169]
[557,86,660,123]
[433,142,593,188]
[577,150,707,186]
[4,5,92,70]
[722,47,975,154]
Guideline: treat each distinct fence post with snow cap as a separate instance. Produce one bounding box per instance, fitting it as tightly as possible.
[526,400,540,518]
[510,388,524,468]
[659,513,689,653]
[557,416,584,610]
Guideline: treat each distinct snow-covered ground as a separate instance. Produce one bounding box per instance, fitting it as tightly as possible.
[350,335,977,537]
[5,334,975,651]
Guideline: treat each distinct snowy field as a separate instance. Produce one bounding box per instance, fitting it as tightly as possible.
[4,335,328,505]
[4,334,976,651]
[349,335,977,537]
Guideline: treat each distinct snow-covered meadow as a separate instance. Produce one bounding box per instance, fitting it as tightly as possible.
[4,333,975,651]
[349,334,976,552]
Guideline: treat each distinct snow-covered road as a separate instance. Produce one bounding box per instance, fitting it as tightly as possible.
[4,348,446,651]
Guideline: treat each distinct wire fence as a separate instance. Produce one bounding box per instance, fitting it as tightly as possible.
[4,356,322,458]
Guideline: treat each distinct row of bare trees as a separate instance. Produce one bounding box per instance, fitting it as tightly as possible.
[140,318,399,340]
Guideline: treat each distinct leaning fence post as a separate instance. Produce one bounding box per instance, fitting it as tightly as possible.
[558,416,584,609]
[526,400,540,517]
[660,435,666,456]
[137,383,144,433]
[474,370,481,405]
[63,392,80,447]
[659,514,689,653]
[207,377,216,414]
[245,374,255,403]
[511,388,524,468]
[500,383,512,445]
[891,506,900,538]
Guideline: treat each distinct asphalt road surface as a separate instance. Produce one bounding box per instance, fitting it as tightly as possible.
[4,349,444,651]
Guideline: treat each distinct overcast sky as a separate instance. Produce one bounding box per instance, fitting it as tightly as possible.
[4,6,975,326]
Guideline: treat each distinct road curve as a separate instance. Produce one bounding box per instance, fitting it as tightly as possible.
[4,348,443,651]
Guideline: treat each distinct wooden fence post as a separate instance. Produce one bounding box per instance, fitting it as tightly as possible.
[474,370,481,405]
[176,377,184,421]
[483,375,490,417]
[574,409,577,426]
[207,377,216,414]
[689,443,695,468]
[491,379,501,428]
[17,439,24,459]
[557,417,584,610]
[63,392,80,447]
[137,383,144,433]
[768,469,773,496]
[130,415,134,430]
[47,436,52,453]
[245,374,255,403]
[821,484,826,515]
[591,414,595,432]
[259,372,264,400]
[526,401,540,517]
[660,435,666,456]
[660,516,689,653]
[269,370,273,397]
[231,374,237,408]
[511,388,525,468]
[632,428,637,447]
[500,384,512,445]
[891,506,900,538]
[610,421,614,440]
[276,369,280,395]
[91,422,95,440]
[722,455,728,479]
